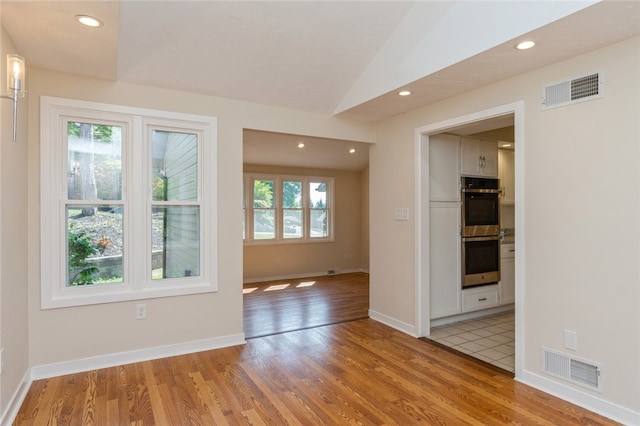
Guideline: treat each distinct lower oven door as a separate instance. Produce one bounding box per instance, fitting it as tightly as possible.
[462,236,500,288]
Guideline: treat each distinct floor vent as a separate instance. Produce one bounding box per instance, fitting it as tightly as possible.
[542,347,602,391]
[542,72,602,110]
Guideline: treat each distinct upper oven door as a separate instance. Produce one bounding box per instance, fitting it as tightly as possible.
[461,190,500,237]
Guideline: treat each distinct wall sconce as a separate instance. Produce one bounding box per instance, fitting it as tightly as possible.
[1,54,26,142]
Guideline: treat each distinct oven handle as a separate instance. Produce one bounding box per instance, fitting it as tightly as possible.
[461,188,500,194]
[462,236,500,242]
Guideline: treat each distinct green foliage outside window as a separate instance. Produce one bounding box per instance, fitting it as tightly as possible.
[67,226,99,286]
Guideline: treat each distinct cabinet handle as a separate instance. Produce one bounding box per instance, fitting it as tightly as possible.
[478,297,487,301]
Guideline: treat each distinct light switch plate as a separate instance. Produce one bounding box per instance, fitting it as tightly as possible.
[394,208,409,221]
[564,329,577,351]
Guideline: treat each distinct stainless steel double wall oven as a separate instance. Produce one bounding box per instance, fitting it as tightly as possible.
[461,177,501,288]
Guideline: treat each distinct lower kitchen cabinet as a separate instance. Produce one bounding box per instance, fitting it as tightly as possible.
[500,243,515,304]
[462,284,499,312]
[429,203,461,319]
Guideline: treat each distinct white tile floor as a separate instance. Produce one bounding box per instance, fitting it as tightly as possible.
[429,311,515,373]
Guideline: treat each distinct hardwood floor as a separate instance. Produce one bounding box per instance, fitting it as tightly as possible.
[14,318,619,425]
[243,272,369,338]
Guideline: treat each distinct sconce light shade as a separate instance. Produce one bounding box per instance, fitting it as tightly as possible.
[7,54,26,97]
[3,54,27,142]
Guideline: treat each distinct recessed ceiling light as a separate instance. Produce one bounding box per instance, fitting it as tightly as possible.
[349,148,356,154]
[516,41,535,50]
[76,15,103,27]
[398,90,411,96]
[297,142,305,148]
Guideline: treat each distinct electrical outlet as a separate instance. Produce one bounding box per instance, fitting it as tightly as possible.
[136,303,147,320]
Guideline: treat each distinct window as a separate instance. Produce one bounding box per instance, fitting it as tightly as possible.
[41,97,217,308]
[243,174,334,244]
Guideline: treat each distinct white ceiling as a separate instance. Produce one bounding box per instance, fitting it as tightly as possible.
[2,0,639,170]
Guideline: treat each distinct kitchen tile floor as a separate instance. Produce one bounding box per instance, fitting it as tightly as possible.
[429,311,515,373]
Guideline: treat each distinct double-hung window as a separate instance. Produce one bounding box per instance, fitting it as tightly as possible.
[243,174,333,244]
[41,96,217,308]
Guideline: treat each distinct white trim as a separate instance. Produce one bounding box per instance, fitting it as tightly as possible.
[30,333,246,380]
[40,96,218,309]
[0,369,32,426]
[369,309,418,337]
[518,370,640,426]
[243,268,366,284]
[429,305,514,329]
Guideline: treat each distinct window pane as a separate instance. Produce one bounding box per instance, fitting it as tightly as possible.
[310,181,329,238]
[152,130,198,202]
[310,209,329,238]
[67,122,122,201]
[254,210,275,239]
[152,206,200,279]
[253,179,274,208]
[309,181,327,208]
[283,181,302,208]
[66,205,124,286]
[283,210,303,239]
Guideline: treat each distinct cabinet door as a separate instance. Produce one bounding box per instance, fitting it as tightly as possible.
[429,134,460,202]
[500,257,515,304]
[460,137,482,176]
[480,140,498,177]
[429,204,461,319]
[498,149,515,204]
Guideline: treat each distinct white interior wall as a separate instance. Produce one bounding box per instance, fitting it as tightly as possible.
[25,67,375,368]
[370,36,639,419]
[0,23,30,420]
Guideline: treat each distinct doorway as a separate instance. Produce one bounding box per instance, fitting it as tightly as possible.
[415,102,523,375]
[242,129,372,338]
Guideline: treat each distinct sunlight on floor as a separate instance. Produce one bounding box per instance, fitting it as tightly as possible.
[265,284,290,291]
[296,281,316,288]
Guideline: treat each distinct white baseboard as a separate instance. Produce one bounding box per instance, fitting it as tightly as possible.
[430,305,514,328]
[243,268,367,284]
[31,333,246,380]
[368,309,418,337]
[518,369,640,426]
[0,370,32,426]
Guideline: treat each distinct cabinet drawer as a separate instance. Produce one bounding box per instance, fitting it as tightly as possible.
[501,243,515,259]
[462,285,499,312]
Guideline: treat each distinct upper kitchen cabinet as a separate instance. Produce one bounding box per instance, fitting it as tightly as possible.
[429,134,460,202]
[498,148,515,204]
[460,137,498,177]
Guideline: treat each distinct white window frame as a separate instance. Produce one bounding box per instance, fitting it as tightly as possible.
[243,173,334,245]
[40,96,218,309]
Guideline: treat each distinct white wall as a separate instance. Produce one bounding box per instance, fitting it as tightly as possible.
[0,24,30,419]
[370,36,639,418]
[25,68,375,367]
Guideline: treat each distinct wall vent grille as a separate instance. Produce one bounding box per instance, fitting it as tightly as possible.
[542,72,602,110]
[542,347,602,391]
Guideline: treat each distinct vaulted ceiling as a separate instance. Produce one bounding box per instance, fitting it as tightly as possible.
[2,1,639,169]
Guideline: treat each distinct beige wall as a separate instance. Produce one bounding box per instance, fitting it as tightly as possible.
[360,165,370,271]
[243,164,367,281]
[0,24,30,417]
[25,68,375,367]
[370,36,640,413]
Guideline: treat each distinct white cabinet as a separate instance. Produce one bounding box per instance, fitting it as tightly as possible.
[429,134,460,202]
[460,137,498,178]
[498,149,515,205]
[499,243,515,305]
[429,203,461,319]
[462,284,499,312]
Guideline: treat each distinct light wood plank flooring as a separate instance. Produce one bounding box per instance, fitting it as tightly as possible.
[243,272,369,338]
[15,318,619,425]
